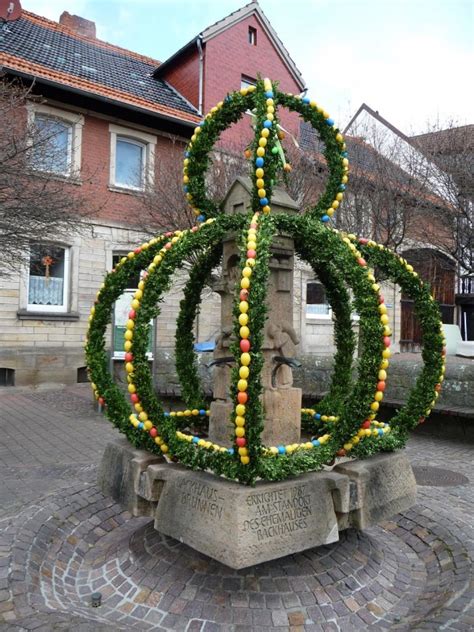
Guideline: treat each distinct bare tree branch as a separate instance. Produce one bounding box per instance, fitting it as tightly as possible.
[0,80,93,275]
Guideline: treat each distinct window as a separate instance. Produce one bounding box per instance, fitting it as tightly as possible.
[241,75,257,91]
[248,26,257,45]
[32,115,72,175]
[112,253,154,358]
[0,369,15,387]
[109,124,156,192]
[112,254,140,289]
[27,244,70,313]
[241,76,257,115]
[27,104,84,178]
[306,281,330,316]
[115,138,145,189]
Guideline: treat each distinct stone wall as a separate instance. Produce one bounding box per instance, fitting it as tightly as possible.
[0,221,220,387]
[148,350,474,412]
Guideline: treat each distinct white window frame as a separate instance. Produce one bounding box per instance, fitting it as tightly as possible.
[26,103,84,178]
[26,245,71,314]
[109,124,156,191]
[305,280,332,320]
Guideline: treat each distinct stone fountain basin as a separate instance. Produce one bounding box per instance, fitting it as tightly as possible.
[98,439,416,569]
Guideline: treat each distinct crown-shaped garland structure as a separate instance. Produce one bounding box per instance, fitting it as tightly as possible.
[86,79,445,485]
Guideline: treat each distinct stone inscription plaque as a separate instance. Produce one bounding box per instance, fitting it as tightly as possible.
[100,441,416,569]
[179,479,225,521]
[243,484,312,543]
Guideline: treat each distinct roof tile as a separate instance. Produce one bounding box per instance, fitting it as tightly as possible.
[1,12,199,123]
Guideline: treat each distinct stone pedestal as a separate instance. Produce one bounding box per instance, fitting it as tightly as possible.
[99,440,417,569]
[208,177,302,447]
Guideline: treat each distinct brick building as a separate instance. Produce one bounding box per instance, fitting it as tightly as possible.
[0,2,464,387]
[0,2,315,386]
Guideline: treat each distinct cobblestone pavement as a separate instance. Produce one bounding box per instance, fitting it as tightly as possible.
[0,385,473,631]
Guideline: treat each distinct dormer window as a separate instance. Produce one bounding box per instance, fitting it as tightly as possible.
[248,26,257,46]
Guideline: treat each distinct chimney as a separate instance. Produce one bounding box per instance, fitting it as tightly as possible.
[59,11,96,38]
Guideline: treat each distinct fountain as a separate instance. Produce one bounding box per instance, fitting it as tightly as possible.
[87,79,445,569]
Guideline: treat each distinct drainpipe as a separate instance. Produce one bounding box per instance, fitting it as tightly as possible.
[197,35,204,116]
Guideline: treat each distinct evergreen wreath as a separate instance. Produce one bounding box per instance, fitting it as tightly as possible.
[86,78,445,484]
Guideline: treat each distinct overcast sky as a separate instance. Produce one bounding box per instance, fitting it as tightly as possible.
[22,0,473,134]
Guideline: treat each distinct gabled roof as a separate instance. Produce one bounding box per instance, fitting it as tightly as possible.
[153,0,305,90]
[0,11,200,125]
[343,103,409,141]
[299,122,447,207]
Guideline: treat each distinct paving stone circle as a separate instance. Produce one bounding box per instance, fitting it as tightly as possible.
[0,386,473,631]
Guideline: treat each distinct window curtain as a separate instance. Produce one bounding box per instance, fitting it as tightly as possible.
[28,276,64,305]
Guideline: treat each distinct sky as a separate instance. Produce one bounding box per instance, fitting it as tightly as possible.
[22,0,473,134]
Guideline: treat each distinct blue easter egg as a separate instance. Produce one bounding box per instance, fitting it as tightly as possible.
[192,436,199,444]
[278,445,286,454]
[263,120,272,128]
[265,90,273,98]
[256,157,264,167]
[164,412,170,417]
[312,440,321,447]
[138,422,144,430]
[185,151,190,158]
[378,429,384,436]
[321,215,330,223]
[259,197,268,206]
[339,184,346,191]
[325,118,334,126]
[302,96,310,104]
[228,448,235,455]
[199,409,206,416]
[197,214,205,223]
[314,413,321,420]
[183,186,188,193]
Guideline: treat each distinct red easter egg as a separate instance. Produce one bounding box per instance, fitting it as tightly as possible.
[383,337,391,347]
[377,381,386,392]
[130,393,139,403]
[128,310,136,320]
[247,250,256,259]
[150,427,158,437]
[237,392,248,404]
[362,420,371,429]
[240,339,251,352]
[236,437,246,447]
[240,289,249,301]
[125,352,133,362]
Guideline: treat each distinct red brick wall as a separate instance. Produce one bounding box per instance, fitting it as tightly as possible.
[203,14,303,149]
[161,47,200,110]
[76,114,186,225]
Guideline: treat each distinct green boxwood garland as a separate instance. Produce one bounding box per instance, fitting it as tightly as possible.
[86,77,444,485]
